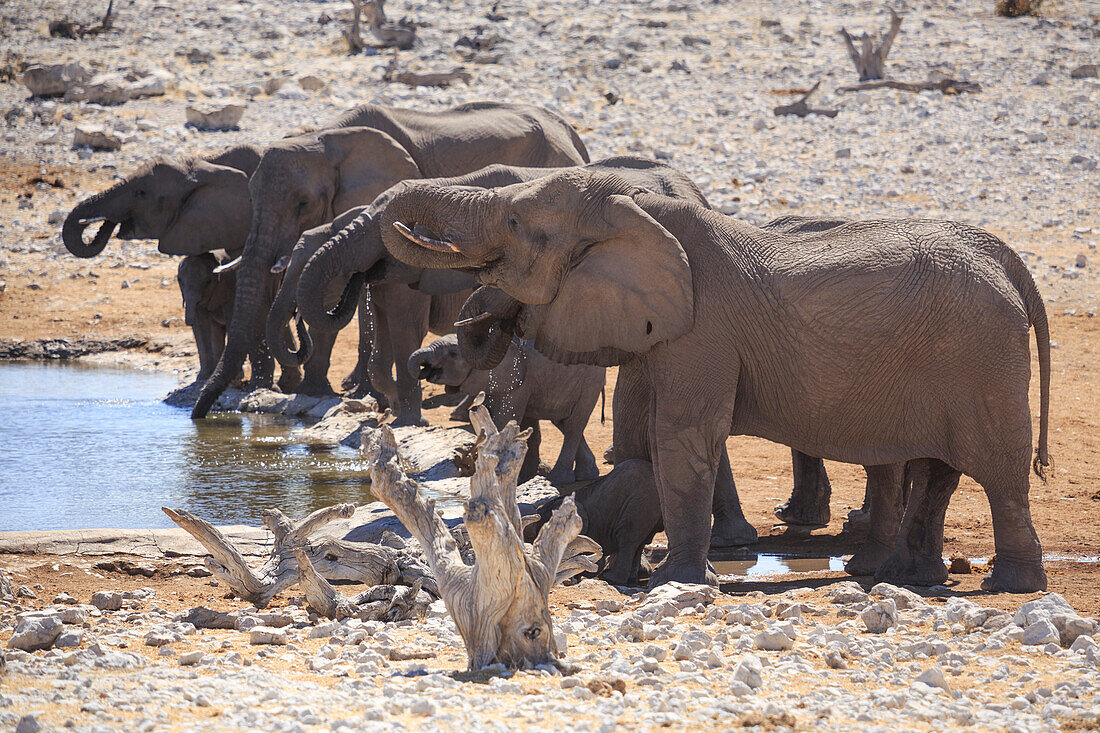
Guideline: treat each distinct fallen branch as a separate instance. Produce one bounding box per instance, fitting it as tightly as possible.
[49,0,114,39]
[363,398,600,670]
[0,568,14,601]
[837,78,981,94]
[295,549,432,621]
[163,504,435,607]
[773,81,839,118]
[383,54,471,87]
[839,7,901,81]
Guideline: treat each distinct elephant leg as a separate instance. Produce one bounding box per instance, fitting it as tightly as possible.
[547,415,588,485]
[981,476,1046,593]
[875,459,957,587]
[298,326,337,396]
[647,390,734,588]
[573,435,599,482]
[710,450,758,548]
[367,302,397,410]
[774,449,832,527]
[387,291,431,428]
[192,319,215,382]
[275,322,303,394]
[844,463,906,576]
[519,418,542,484]
[610,357,651,462]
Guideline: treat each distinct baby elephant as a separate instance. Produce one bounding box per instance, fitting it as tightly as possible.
[409,334,604,485]
[177,253,235,382]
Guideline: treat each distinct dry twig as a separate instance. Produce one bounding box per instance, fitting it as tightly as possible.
[773,81,839,118]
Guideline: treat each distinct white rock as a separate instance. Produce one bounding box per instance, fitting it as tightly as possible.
[15,714,41,733]
[91,591,123,611]
[1022,619,1060,646]
[186,101,246,131]
[73,127,122,152]
[250,626,288,645]
[54,628,84,648]
[731,654,763,689]
[94,651,145,669]
[20,63,90,97]
[915,665,952,694]
[754,624,795,651]
[634,582,718,620]
[861,599,899,633]
[826,582,870,605]
[870,583,928,610]
[7,613,63,651]
[1070,635,1096,652]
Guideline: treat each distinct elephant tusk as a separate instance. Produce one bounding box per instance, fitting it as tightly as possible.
[393,221,460,254]
[454,312,495,327]
[78,216,107,225]
[270,255,290,274]
[213,255,242,274]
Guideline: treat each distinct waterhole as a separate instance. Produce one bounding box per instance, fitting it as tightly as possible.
[0,361,373,530]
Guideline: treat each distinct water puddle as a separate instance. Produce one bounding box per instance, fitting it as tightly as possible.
[0,361,373,530]
[710,554,848,579]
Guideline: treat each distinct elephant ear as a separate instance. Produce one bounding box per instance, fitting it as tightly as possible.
[159,162,252,256]
[331,127,422,216]
[527,194,693,366]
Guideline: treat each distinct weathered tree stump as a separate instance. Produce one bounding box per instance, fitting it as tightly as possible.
[363,400,600,670]
[839,8,901,81]
[163,504,435,608]
[772,81,839,118]
[344,0,416,53]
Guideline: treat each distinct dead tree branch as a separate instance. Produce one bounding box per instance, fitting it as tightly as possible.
[363,399,601,671]
[773,81,839,118]
[49,0,114,39]
[382,52,471,87]
[837,78,981,94]
[163,504,435,607]
[839,8,901,81]
[294,549,432,621]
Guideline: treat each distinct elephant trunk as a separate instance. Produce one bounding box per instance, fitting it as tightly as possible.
[62,187,122,257]
[266,274,311,368]
[407,338,447,381]
[192,220,282,418]
[297,214,380,332]
[456,286,521,370]
[379,184,496,270]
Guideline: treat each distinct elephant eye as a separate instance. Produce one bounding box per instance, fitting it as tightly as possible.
[508,215,519,232]
[135,189,146,199]
[524,626,541,640]
[297,198,309,212]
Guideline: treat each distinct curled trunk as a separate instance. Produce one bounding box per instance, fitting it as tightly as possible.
[265,282,312,368]
[62,187,122,257]
[378,185,494,270]
[297,216,378,333]
[456,286,522,370]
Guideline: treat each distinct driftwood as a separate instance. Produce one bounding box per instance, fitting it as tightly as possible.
[839,8,901,81]
[294,549,432,621]
[0,568,14,601]
[163,504,436,607]
[49,0,114,39]
[344,0,416,53]
[363,399,601,670]
[773,81,839,118]
[837,78,981,94]
[383,54,471,87]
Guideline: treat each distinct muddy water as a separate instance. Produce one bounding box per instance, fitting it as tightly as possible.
[0,361,373,531]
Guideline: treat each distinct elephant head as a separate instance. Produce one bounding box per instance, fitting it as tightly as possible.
[407,334,474,387]
[62,156,253,258]
[379,170,694,368]
[191,126,423,418]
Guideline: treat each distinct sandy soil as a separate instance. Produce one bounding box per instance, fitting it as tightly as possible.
[1,150,1097,614]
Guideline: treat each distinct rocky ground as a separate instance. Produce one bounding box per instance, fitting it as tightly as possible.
[2,562,1100,732]
[2,0,1100,729]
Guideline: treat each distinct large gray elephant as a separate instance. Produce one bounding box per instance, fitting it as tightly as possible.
[378,169,1053,593]
[291,156,702,426]
[409,334,604,485]
[190,101,590,419]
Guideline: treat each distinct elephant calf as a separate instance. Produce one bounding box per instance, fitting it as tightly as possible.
[409,334,604,485]
[177,254,235,382]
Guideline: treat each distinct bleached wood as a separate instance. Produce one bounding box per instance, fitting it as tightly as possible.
[295,548,432,621]
[363,397,601,670]
[163,504,434,607]
[839,8,901,81]
[0,567,14,600]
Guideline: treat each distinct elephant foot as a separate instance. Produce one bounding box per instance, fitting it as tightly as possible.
[980,556,1047,593]
[874,550,949,588]
[391,413,429,428]
[603,445,615,465]
[547,468,577,486]
[774,497,830,527]
[844,539,893,577]
[648,557,717,588]
[297,379,337,398]
[710,516,758,549]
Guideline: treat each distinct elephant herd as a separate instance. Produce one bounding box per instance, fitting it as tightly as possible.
[63,100,1053,594]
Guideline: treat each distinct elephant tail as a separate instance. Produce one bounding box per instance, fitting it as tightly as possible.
[599,383,605,424]
[1008,248,1052,480]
